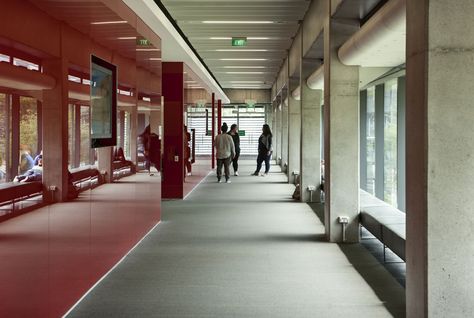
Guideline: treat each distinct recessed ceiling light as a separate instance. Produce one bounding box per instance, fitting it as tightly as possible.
[229,81,264,83]
[136,49,160,52]
[91,21,127,25]
[117,36,137,40]
[209,37,272,40]
[247,37,271,40]
[210,37,232,40]
[220,66,266,69]
[224,71,265,74]
[149,58,162,61]
[220,58,267,61]
[216,49,268,52]
[202,21,274,24]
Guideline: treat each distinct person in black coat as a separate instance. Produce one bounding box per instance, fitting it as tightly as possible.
[252,124,273,176]
[228,124,240,176]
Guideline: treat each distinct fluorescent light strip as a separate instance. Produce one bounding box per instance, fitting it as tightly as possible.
[117,36,137,40]
[149,58,162,61]
[91,20,127,25]
[220,66,266,69]
[136,49,160,52]
[220,58,267,61]
[202,21,274,24]
[229,81,264,83]
[224,71,264,74]
[209,37,271,40]
[215,49,268,52]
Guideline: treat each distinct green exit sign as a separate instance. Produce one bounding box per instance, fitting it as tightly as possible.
[136,38,151,46]
[238,130,245,136]
[232,37,247,46]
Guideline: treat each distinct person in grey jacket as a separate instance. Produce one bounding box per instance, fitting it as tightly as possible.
[215,123,235,183]
[252,124,273,176]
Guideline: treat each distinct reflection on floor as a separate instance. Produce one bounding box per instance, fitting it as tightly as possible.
[0,173,161,318]
[68,162,405,318]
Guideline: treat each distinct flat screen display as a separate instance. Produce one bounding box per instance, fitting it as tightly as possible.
[90,55,117,148]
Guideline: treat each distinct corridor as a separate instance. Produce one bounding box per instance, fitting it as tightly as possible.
[67,162,405,318]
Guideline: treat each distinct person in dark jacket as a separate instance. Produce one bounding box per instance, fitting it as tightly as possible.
[228,124,240,176]
[252,124,273,176]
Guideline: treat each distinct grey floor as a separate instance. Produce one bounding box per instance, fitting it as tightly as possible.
[67,162,405,318]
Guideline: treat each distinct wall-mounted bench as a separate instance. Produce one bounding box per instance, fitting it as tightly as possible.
[70,166,102,192]
[112,161,135,180]
[0,181,44,221]
[359,189,406,261]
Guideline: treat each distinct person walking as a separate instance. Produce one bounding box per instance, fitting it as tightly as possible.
[228,124,240,176]
[252,124,273,176]
[215,123,235,183]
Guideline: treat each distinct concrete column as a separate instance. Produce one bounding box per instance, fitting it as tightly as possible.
[98,147,113,183]
[323,13,360,242]
[42,57,69,202]
[406,1,474,317]
[275,100,282,165]
[280,96,289,174]
[287,84,301,184]
[300,84,322,202]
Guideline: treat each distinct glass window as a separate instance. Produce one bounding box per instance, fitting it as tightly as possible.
[384,79,398,206]
[0,94,7,183]
[13,58,39,71]
[68,104,76,168]
[0,54,10,63]
[80,106,91,166]
[124,111,131,159]
[366,87,376,195]
[19,97,38,174]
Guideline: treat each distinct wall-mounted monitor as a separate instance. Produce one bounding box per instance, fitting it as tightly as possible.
[90,55,117,148]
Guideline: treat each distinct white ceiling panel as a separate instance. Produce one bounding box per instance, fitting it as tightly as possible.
[161,0,311,89]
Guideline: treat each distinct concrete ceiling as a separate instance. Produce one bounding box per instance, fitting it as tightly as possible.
[161,0,311,90]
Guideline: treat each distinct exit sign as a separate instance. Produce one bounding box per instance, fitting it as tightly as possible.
[232,37,247,46]
[136,38,152,46]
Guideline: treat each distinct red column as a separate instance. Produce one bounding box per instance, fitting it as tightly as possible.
[217,99,222,134]
[162,62,184,199]
[211,93,215,169]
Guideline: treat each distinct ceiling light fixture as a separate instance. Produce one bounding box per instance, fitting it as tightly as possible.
[224,71,265,74]
[220,66,266,69]
[229,81,264,83]
[91,21,127,25]
[117,36,137,40]
[202,21,274,24]
[216,49,268,52]
[149,58,162,61]
[209,37,271,40]
[220,58,267,61]
[136,48,160,52]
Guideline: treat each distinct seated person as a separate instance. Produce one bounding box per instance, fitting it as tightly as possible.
[33,150,43,166]
[19,149,34,174]
[14,157,43,183]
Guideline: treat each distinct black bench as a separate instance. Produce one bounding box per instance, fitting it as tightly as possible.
[70,166,102,192]
[359,190,406,261]
[112,161,135,180]
[0,181,44,221]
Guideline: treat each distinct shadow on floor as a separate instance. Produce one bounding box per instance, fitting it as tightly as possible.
[338,244,406,317]
[307,202,406,317]
[308,202,325,225]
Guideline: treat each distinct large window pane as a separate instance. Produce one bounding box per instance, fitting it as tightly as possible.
[366,87,376,195]
[0,94,7,183]
[19,97,38,174]
[80,106,91,166]
[384,79,398,206]
[68,104,76,168]
[124,111,131,159]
